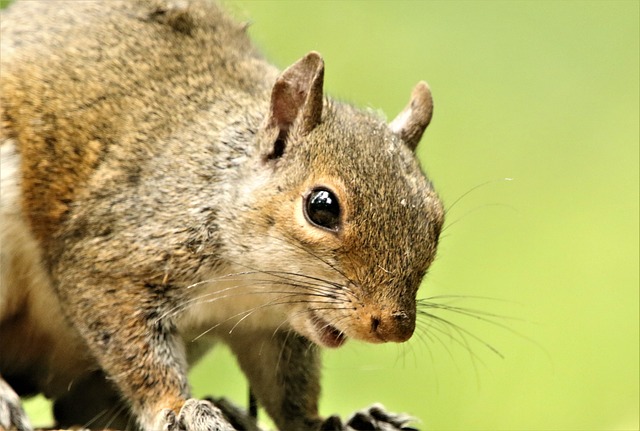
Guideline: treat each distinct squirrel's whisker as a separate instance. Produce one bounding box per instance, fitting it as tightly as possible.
[416,310,504,360]
[443,177,514,217]
[222,258,357,299]
[263,233,355,285]
[161,273,349,322]
[191,294,340,342]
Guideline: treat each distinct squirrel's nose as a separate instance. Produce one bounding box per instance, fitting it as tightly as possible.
[370,310,415,342]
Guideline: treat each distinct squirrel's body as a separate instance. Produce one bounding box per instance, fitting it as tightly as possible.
[0,1,444,430]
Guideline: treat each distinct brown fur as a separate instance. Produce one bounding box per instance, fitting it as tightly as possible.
[0,1,444,430]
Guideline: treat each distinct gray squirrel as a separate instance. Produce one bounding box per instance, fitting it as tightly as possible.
[0,1,444,429]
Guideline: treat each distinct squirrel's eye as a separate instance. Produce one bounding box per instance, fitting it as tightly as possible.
[305,188,341,231]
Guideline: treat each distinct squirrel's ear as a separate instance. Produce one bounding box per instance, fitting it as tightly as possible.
[389,81,433,151]
[267,51,324,139]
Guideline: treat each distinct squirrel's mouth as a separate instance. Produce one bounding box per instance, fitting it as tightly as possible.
[311,315,347,348]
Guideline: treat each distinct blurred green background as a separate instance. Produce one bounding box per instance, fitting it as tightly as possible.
[8,0,638,430]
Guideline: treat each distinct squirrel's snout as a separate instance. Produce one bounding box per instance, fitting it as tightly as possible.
[367,309,415,343]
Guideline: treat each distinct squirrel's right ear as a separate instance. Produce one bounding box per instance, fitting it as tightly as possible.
[263,52,324,160]
[389,81,434,151]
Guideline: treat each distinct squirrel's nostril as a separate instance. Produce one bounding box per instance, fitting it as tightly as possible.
[370,316,381,333]
[391,310,409,322]
[367,310,415,342]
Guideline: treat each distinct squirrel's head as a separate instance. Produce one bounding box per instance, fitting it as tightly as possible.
[231,52,444,347]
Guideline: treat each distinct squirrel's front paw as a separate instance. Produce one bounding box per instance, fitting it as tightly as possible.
[205,397,262,431]
[0,378,32,431]
[331,403,417,431]
[159,399,235,431]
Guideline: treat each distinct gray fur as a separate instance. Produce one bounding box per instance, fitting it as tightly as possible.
[0,1,443,430]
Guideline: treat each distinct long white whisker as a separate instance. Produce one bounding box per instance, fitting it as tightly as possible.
[417,310,504,360]
[191,294,345,342]
[263,233,354,284]
[444,177,513,216]
[160,276,348,322]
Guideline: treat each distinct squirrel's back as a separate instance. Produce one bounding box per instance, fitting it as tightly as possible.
[1,0,276,244]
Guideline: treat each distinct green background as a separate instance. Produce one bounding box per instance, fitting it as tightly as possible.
[8,1,638,430]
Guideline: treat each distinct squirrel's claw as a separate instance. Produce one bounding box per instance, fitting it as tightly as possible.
[345,403,419,431]
[318,404,418,431]
[320,415,344,430]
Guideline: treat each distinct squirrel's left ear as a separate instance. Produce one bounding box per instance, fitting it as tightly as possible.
[262,52,324,161]
[389,81,433,151]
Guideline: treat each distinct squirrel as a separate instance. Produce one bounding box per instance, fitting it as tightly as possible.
[0,1,444,430]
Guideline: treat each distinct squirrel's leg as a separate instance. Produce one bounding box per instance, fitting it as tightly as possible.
[52,277,232,431]
[53,370,132,430]
[227,332,419,431]
[226,331,323,430]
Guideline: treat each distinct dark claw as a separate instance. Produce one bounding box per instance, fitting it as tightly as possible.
[320,415,344,431]
[345,404,419,431]
[346,412,377,430]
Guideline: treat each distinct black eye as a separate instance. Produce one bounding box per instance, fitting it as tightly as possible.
[304,188,341,231]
